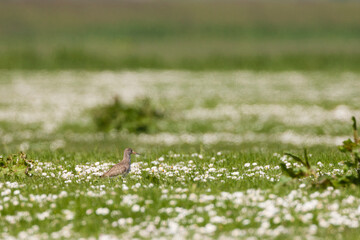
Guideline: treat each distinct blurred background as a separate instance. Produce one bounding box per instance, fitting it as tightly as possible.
[1,0,360,71]
[1,0,360,153]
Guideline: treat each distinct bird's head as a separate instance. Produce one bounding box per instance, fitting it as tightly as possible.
[124,148,140,156]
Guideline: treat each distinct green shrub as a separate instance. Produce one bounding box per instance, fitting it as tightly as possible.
[90,96,163,133]
[0,152,37,177]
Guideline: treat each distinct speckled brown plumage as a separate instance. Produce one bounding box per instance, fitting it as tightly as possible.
[101,148,138,178]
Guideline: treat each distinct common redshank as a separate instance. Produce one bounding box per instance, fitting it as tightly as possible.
[101,148,139,178]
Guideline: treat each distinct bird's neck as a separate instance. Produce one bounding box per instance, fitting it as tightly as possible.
[123,153,131,164]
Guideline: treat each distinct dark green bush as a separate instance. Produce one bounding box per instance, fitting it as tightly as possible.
[90,96,163,133]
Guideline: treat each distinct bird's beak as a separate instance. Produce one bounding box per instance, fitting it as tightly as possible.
[133,151,140,155]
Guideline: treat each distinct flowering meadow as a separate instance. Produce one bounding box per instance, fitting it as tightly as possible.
[2,151,360,239]
[1,71,360,239]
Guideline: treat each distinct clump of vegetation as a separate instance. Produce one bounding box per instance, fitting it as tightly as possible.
[338,116,360,168]
[280,116,360,188]
[0,152,37,177]
[280,149,313,179]
[90,96,163,133]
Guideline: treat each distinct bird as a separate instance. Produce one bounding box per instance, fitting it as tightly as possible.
[101,148,139,178]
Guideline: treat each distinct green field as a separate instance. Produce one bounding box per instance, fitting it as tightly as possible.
[2,0,360,239]
[1,70,360,239]
[1,0,360,71]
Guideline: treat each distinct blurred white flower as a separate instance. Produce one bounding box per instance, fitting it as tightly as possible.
[96,208,110,215]
[132,204,140,212]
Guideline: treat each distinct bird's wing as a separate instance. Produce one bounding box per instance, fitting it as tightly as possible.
[101,164,127,177]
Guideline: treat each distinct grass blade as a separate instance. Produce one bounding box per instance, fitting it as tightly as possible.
[285,153,306,167]
[303,149,311,169]
[352,116,358,144]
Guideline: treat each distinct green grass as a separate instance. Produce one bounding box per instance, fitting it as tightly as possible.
[1,1,360,238]
[1,149,360,239]
[1,0,360,71]
[1,69,360,238]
